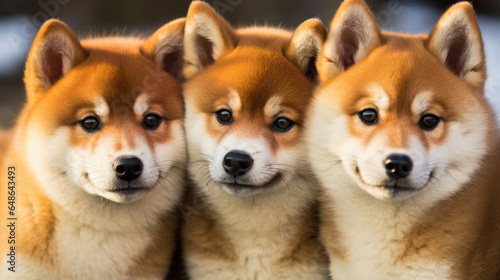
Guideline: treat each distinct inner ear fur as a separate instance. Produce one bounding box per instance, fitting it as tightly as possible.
[141,18,186,79]
[24,19,87,102]
[318,0,382,83]
[285,18,327,83]
[183,1,238,80]
[426,2,486,91]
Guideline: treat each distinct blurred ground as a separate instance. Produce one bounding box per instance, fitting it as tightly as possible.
[0,0,499,128]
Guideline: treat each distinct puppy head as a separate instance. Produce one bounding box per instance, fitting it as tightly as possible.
[23,19,186,203]
[183,2,326,196]
[308,1,493,202]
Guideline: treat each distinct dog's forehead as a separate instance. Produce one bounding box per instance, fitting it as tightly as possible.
[41,61,181,124]
[236,61,312,117]
[368,48,425,99]
[355,43,460,111]
[362,83,438,115]
[188,49,314,118]
[79,54,181,116]
[217,88,286,118]
[227,91,289,119]
[345,47,478,126]
[76,46,179,96]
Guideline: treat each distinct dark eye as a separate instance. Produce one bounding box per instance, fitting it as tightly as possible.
[143,114,162,130]
[216,109,233,125]
[271,117,295,132]
[419,114,440,130]
[358,109,378,125]
[80,116,101,132]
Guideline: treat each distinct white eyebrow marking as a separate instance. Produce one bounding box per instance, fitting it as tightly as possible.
[227,89,241,112]
[411,91,433,115]
[367,83,390,113]
[134,94,149,117]
[264,95,283,118]
[93,96,109,121]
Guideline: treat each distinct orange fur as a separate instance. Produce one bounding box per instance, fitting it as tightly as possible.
[0,130,12,159]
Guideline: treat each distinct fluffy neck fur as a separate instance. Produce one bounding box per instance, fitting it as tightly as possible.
[182,170,328,279]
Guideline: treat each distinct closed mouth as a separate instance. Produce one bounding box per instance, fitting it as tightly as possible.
[354,166,419,194]
[221,173,283,190]
[375,183,416,193]
[108,187,150,195]
[84,172,152,196]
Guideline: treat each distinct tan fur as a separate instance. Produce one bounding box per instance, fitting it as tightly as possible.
[394,145,500,279]
[181,188,238,262]
[126,210,180,278]
[276,203,328,269]
[318,193,349,261]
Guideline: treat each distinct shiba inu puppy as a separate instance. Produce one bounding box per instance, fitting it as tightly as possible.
[307,0,500,279]
[0,18,186,279]
[181,1,328,279]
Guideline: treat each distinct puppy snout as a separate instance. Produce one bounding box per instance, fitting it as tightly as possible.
[385,154,413,179]
[223,151,254,177]
[114,157,143,182]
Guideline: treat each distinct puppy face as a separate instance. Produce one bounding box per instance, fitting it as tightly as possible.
[20,19,186,204]
[309,42,492,201]
[182,2,325,197]
[25,42,185,203]
[184,49,315,196]
[309,0,492,203]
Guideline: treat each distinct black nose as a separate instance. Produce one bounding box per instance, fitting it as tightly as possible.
[385,154,413,179]
[114,157,143,182]
[223,151,254,177]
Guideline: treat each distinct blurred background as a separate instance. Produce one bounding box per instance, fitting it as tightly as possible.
[1,0,499,129]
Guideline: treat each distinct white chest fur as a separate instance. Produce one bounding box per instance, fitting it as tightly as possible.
[325,183,452,280]
[2,175,182,280]
[186,176,328,280]
[53,207,155,280]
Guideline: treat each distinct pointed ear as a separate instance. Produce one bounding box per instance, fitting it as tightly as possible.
[285,18,327,83]
[318,0,382,83]
[426,2,486,91]
[183,1,237,79]
[141,18,186,79]
[24,19,87,102]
